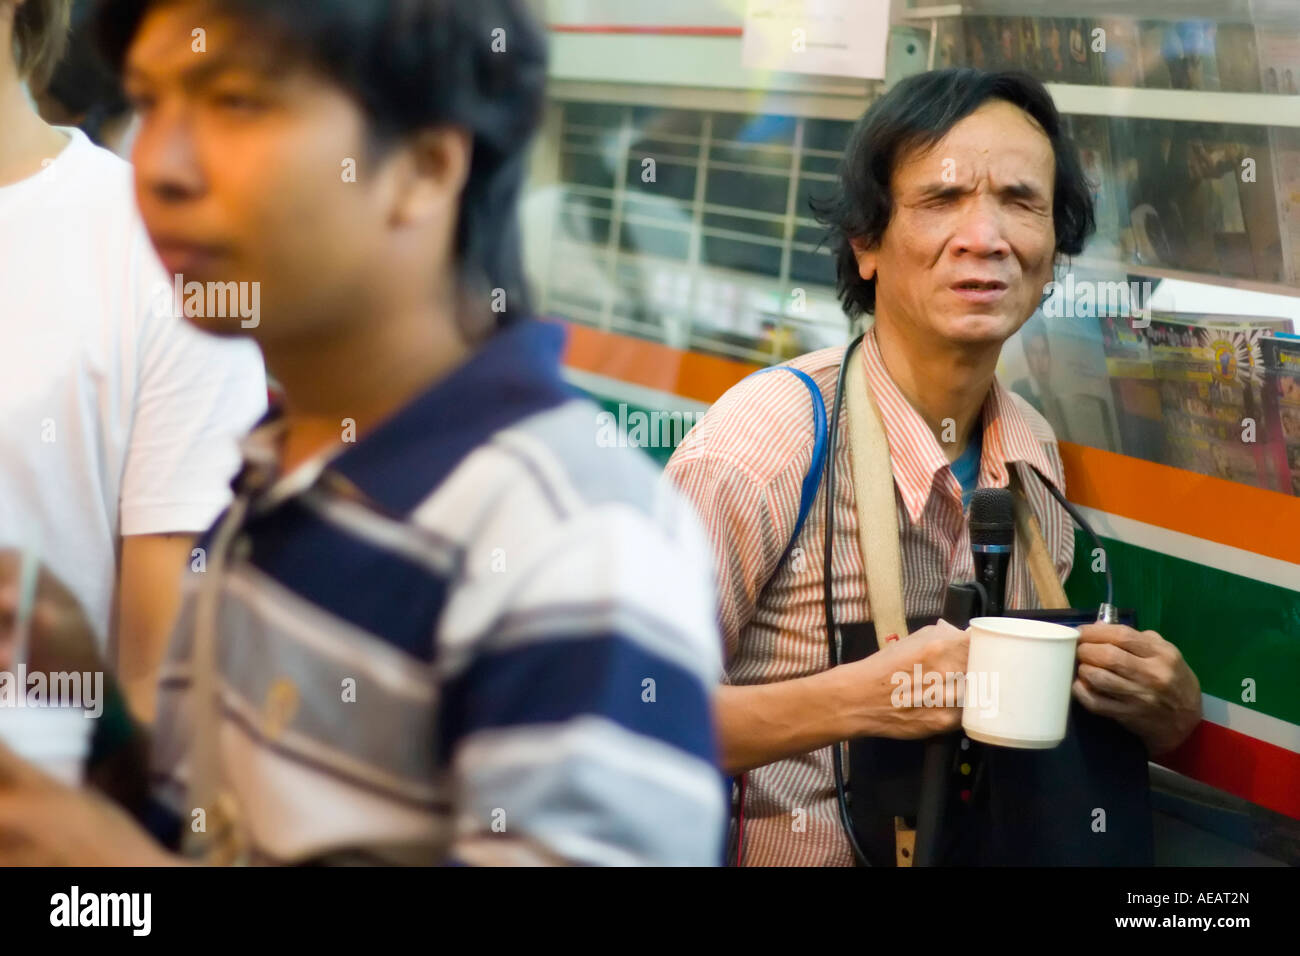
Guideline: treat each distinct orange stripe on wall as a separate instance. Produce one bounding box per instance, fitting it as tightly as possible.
[1059,442,1300,566]
[561,323,760,405]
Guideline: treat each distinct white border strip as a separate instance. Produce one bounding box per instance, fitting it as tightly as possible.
[1075,505,1300,595]
[1202,694,1300,755]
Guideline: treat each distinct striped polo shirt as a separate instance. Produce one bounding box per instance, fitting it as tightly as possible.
[664,325,1074,867]
[148,319,727,866]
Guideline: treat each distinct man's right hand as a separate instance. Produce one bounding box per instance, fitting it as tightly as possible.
[839,619,971,739]
[0,551,102,678]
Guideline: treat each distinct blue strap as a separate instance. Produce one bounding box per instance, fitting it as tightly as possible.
[751,366,828,563]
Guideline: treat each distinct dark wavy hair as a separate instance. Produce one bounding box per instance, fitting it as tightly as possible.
[812,68,1095,319]
[93,0,547,327]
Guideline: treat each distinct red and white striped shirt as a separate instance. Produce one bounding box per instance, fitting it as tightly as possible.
[664,326,1074,866]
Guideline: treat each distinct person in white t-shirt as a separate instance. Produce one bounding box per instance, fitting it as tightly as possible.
[0,0,267,721]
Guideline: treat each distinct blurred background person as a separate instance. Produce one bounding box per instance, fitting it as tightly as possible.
[32,0,133,155]
[0,0,267,722]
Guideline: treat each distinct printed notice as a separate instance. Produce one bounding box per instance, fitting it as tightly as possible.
[741,0,891,80]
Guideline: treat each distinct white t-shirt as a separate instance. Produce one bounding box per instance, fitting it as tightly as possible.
[0,127,267,645]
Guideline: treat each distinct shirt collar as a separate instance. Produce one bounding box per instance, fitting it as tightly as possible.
[861,326,1062,525]
[233,319,575,515]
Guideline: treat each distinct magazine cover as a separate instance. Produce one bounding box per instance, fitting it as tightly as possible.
[1096,17,1143,87]
[1258,24,1300,95]
[1231,122,1287,284]
[1100,312,1163,463]
[1269,126,1300,286]
[1215,22,1262,94]
[933,15,966,70]
[1147,316,1293,488]
[963,16,998,72]
[1037,18,1072,84]
[989,17,1023,72]
[1069,114,1122,261]
[1138,19,1220,91]
[999,308,1121,454]
[1065,17,1099,86]
[1106,117,1143,265]
[1137,21,1172,89]
[1018,17,1044,79]
[1260,333,1300,495]
[1107,118,1282,280]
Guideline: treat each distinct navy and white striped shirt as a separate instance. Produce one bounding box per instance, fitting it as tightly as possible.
[149,320,726,865]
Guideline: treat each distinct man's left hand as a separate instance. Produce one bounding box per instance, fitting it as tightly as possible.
[1072,624,1201,756]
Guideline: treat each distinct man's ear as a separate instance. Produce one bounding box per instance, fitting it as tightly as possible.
[849,236,878,282]
[390,126,472,228]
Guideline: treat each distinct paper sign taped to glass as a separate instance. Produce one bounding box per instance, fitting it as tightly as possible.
[741,0,890,80]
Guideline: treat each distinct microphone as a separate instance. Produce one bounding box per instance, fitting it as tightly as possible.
[969,487,1015,615]
[914,487,1016,866]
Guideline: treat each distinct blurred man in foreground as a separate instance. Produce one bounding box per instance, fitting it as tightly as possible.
[0,0,725,865]
[0,0,266,723]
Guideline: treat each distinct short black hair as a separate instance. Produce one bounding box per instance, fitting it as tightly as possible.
[93,0,548,326]
[812,68,1095,319]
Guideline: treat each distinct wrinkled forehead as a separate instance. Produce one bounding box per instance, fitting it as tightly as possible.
[892,101,1055,191]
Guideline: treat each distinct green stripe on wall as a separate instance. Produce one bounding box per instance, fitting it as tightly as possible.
[592,396,678,467]
[1065,535,1300,729]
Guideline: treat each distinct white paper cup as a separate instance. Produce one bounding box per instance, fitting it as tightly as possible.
[0,705,94,785]
[962,616,1080,750]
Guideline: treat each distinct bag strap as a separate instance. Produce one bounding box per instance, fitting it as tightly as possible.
[751,366,829,563]
[842,345,908,647]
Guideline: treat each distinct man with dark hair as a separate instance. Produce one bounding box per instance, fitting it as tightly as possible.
[665,68,1201,866]
[0,0,725,865]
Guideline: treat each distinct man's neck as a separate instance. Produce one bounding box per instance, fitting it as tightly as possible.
[264,303,474,475]
[0,68,70,186]
[871,317,1001,462]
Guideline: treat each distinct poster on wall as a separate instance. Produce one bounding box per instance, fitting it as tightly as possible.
[741,0,890,80]
[999,309,1121,454]
[1261,333,1300,495]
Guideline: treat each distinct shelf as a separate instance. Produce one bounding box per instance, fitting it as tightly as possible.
[1069,257,1300,300]
[1046,84,1300,128]
[900,0,1300,26]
